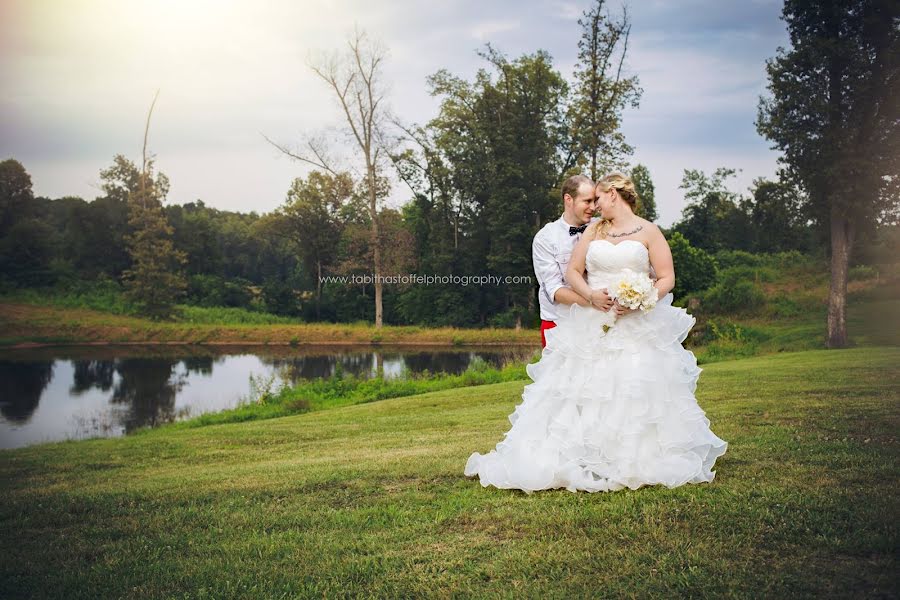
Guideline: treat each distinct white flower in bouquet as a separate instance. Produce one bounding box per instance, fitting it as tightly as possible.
[611,269,659,312]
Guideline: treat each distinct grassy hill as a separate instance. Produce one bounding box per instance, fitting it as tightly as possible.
[1,347,897,598]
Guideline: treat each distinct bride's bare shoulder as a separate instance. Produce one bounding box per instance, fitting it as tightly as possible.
[636,218,663,237]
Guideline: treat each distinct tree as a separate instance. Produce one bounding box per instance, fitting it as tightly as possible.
[425,48,569,327]
[266,29,391,327]
[0,160,57,286]
[120,157,186,318]
[747,176,812,252]
[0,218,56,286]
[118,93,187,319]
[277,171,354,318]
[674,168,753,253]
[0,159,35,236]
[166,201,222,276]
[388,126,482,326]
[631,164,658,221]
[566,0,642,178]
[757,0,900,347]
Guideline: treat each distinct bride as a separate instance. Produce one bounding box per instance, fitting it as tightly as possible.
[464,172,727,493]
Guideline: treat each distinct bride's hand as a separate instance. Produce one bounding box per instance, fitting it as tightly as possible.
[590,288,613,311]
[613,300,635,316]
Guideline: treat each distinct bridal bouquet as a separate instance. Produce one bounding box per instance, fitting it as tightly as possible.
[600,270,658,333]
[611,269,659,312]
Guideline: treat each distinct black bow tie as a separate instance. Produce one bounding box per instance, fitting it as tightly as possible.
[569,224,587,236]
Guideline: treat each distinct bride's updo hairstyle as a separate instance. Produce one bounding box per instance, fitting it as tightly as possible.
[595,172,641,239]
[596,172,640,210]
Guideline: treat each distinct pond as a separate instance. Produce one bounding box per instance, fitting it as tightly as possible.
[0,344,537,449]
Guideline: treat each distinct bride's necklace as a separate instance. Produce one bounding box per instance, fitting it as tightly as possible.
[607,223,643,238]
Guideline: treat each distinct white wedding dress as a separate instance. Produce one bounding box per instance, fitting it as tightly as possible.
[464,239,727,493]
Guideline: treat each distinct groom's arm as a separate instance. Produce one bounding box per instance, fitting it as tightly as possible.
[554,287,591,306]
[532,234,590,307]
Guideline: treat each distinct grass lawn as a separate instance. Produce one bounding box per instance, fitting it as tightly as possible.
[1,347,897,598]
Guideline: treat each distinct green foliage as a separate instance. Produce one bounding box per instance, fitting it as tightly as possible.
[175,305,300,325]
[712,249,815,271]
[699,269,768,315]
[261,278,298,316]
[0,159,35,236]
[849,265,879,282]
[630,164,657,222]
[715,264,778,284]
[487,306,535,329]
[667,232,718,299]
[0,159,59,287]
[0,218,57,287]
[766,294,805,319]
[165,201,222,275]
[698,319,771,345]
[692,319,772,362]
[0,277,136,314]
[747,178,814,252]
[673,168,754,253]
[63,195,131,278]
[273,171,355,318]
[186,274,252,308]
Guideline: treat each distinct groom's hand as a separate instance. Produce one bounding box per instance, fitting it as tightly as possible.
[590,288,613,312]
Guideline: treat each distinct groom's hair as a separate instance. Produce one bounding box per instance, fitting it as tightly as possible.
[561,174,594,203]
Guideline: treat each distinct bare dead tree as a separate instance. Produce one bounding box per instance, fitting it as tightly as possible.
[140,88,161,206]
[266,28,390,328]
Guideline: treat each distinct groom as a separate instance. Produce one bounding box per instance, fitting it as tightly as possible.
[533,174,606,347]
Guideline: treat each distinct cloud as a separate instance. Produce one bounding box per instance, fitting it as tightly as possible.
[0,0,789,227]
[469,19,521,41]
[550,1,583,21]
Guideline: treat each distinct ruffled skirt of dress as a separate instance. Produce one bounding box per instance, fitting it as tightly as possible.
[464,293,727,494]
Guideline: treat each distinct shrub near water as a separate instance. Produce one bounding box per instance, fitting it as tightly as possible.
[5,277,137,314]
[175,356,535,429]
[177,305,301,325]
[1,280,303,325]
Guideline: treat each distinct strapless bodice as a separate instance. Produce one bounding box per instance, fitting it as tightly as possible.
[586,239,650,288]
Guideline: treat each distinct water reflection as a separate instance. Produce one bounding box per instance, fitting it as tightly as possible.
[71,360,115,394]
[0,344,536,449]
[111,359,185,433]
[0,361,53,423]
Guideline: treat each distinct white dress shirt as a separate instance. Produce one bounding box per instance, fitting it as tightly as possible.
[533,216,599,322]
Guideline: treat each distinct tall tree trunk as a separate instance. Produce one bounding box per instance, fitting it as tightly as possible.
[826,205,852,348]
[368,163,383,328]
[824,5,849,350]
[316,260,322,320]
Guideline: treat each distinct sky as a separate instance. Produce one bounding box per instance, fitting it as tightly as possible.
[0,0,790,227]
